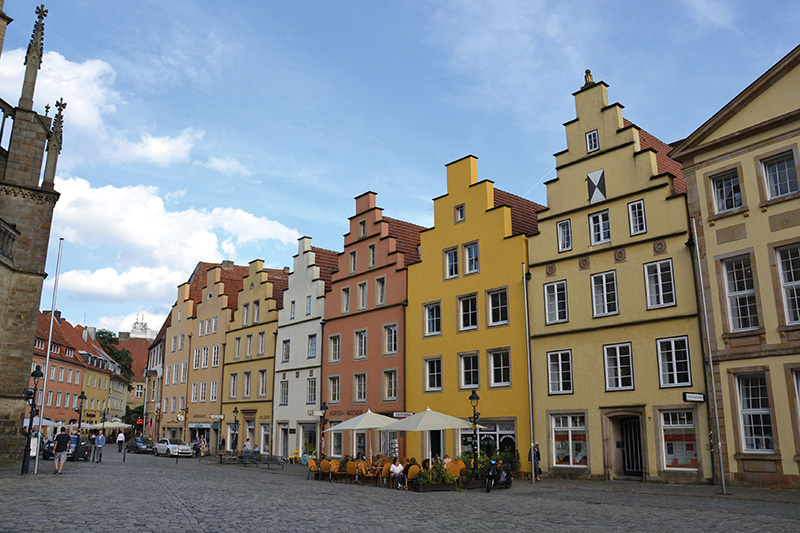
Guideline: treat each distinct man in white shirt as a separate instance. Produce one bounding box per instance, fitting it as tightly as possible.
[94,432,106,462]
[116,432,125,452]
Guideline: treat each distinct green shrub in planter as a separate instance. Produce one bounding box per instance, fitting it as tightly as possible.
[416,461,458,485]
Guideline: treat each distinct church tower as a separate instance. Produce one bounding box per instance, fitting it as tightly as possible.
[0,3,65,463]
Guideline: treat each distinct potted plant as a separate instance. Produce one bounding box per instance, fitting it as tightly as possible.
[412,461,458,492]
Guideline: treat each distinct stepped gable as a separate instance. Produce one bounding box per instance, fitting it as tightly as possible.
[383,216,425,266]
[312,246,339,292]
[493,188,546,236]
[264,268,290,309]
[118,336,151,381]
[187,262,221,316]
[624,119,685,195]
[218,264,249,312]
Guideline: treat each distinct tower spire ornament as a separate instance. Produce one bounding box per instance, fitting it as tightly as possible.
[42,97,65,188]
[19,4,47,110]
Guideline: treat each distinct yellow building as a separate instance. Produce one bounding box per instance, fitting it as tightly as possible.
[221,260,287,452]
[528,72,711,482]
[406,155,542,466]
[671,45,800,487]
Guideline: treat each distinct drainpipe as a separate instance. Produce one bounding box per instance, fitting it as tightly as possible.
[690,218,727,495]
[522,262,535,483]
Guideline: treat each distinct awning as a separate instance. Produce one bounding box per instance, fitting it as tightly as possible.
[191,423,211,429]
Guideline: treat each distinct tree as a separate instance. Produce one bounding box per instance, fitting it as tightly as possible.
[95,329,134,387]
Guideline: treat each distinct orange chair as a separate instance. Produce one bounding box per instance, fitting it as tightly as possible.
[346,461,358,484]
[445,461,463,486]
[405,464,420,489]
[361,462,379,486]
[320,459,331,481]
[330,459,343,482]
[307,458,318,480]
[380,462,392,488]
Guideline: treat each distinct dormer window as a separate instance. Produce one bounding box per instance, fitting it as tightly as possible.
[586,130,599,153]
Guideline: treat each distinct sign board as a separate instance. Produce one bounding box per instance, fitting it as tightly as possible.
[136,418,143,425]
[209,414,225,419]
[393,412,413,418]
[683,392,705,403]
[309,410,324,417]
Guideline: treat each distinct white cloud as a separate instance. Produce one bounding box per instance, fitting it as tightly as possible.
[58,266,181,301]
[201,156,252,177]
[678,0,737,29]
[114,128,204,166]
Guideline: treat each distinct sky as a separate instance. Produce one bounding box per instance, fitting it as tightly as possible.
[1,0,798,335]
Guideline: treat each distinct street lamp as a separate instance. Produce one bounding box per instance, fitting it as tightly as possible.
[21,365,44,475]
[469,391,480,458]
[74,391,87,459]
[232,407,239,451]
[318,401,328,463]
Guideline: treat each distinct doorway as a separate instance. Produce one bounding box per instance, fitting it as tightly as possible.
[621,417,643,476]
[279,423,288,458]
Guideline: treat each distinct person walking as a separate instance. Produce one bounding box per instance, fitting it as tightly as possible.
[532,441,542,482]
[95,431,106,462]
[53,427,71,475]
[117,432,125,452]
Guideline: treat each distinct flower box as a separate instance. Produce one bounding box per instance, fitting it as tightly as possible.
[411,482,458,492]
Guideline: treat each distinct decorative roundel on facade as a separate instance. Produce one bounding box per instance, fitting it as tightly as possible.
[546,264,556,277]
[578,256,590,270]
[614,248,626,263]
[654,239,667,255]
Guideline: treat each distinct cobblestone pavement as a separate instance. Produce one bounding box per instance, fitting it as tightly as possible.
[2,452,799,532]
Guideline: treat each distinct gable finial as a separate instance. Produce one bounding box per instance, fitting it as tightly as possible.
[583,69,594,88]
[19,4,47,109]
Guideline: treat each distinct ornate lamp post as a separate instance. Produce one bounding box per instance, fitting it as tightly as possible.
[73,391,87,459]
[21,365,44,475]
[318,401,328,463]
[469,391,480,458]
[232,407,239,451]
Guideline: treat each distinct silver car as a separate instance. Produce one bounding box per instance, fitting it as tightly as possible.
[154,438,192,457]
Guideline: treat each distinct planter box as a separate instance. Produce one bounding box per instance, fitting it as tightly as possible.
[462,479,485,490]
[412,482,458,492]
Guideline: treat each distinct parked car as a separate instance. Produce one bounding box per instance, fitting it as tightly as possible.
[154,438,192,457]
[127,436,154,454]
[41,435,91,461]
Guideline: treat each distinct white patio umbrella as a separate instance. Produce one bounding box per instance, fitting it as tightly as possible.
[24,417,58,427]
[69,421,98,430]
[322,409,395,432]
[382,407,483,432]
[103,421,132,429]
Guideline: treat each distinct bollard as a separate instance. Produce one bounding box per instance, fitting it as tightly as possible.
[123,445,126,463]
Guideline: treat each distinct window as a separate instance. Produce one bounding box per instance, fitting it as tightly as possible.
[229,374,237,398]
[49,365,56,381]
[553,414,587,466]
[244,372,252,398]
[170,397,175,413]
[341,287,350,314]
[425,303,441,336]
[628,200,646,235]
[661,411,697,469]
[454,204,465,223]
[658,336,691,387]
[257,370,267,397]
[257,332,265,355]
[191,382,198,403]
[764,152,798,199]
[488,289,508,326]
[55,391,62,407]
[242,303,250,326]
[58,367,64,382]
[425,358,442,391]
[445,248,459,279]
[329,335,341,363]
[199,320,205,336]
[557,220,572,252]
[376,277,386,306]
[460,352,479,389]
[175,363,181,384]
[46,390,53,407]
[178,310,182,322]
[737,374,774,452]
[212,345,220,367]
[548,350,572,394]
[355,330,367,359]
[290,301,296,320]
[358,281,367,310]
[193,349,201,370]
[246,334,253,357]
[645,259,675,309]
[591,271,618,317]
[74,370,80,386]
[234,337,241,359]
[778,244,800,324]
[604,343,633,391]
[354,373,367,402]
[459,294,478,330]
[171,335,177,352]
[544,280,568,324]
[279,381,288,405]
[589,210,611,245]
[212,316,218,333]
[307,378,317,404]
[723,256,758,331]
[306,295,312,316]
[135,384,143,398]
[179,333,185,350]
[308,334,317,358]
[711,169,742,213]
[349,251,357,274]
[210,380,218,402]
[384,325,397,355]
[329,376,340,403]
[253,301,260,323]
[281,340,290,363]
[368,244,376,268]
[200,381,207,402]
[358,220,366,238]
[490,349,511,387]
[464,243,479,274]
[383,370,397,401]
[586,130,599,153]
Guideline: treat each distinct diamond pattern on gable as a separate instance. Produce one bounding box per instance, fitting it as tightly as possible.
[587,169,606,203]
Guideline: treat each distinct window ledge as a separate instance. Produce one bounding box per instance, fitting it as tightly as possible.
[759,190,800,209]
[734,452,780,461]
[777,323,800,333]
[708,205,749,223]
[721,328,765,340]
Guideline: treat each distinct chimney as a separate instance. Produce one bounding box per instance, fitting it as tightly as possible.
[222,260,234,270]
[283,266,290,275]
[119,332,130,340]
[87,326,96,340]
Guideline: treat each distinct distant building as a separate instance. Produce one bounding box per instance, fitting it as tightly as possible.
[119,317,156,421]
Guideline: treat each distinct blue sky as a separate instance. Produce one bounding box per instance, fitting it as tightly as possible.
[2,0,797,334]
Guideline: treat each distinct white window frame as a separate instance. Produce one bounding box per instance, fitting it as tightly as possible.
[349,251,357,273]
[257,332,265,356]
[488,289,509,326]
[341,287,350,314]
[257,370,267,397]
[553,414,587,467]
[329,335,341,363]
[306,378,317,404]
[383,324,397,355]
[425,357,442,392]
[383,370,397,401]
[645,259,676,309]
[464,242,479,275]
[253,301,260,323]
[279,381,289,405]
[459,352,479,389]
[306,295,312,316]
[354,330,367,360]
[210,380,218,402]
[737,374,774,452]
[308,334,317,358]
[604,342,633,391]
[229,374,237,399]
[424,302,441,336]
[661,411,697,470]
[375,277,386,306]
[489,349,511,387]
[591,271,618,317]
[763,151,798,199]
[199,320,205,337]
[657,336,691,387]
[589,210,611,245]
[242,303,250,327]
[557,220,572,252]
[358,281,367,310]
[778,244,800,325]
[444,248,459,279]
[544,280,568,324]
[628,199,646,236]
[586,130,599,153]
[354,373,367,403]
[329,376,340,403]
[711,169,742,213]
[548,350,572,394]
[212,316,218,333]
[358,220,367,238]
[199,381,207,402]
[246,334,253,357]
[281,340,290,363]
[290,300,296,320]
[368,244,376,268]
[212,345,220,367]
[723,255,759,331]
[234,337,241,359]
[193,349,201,370]
[454,204,465,223]
[191,382,198,403]
[459,294,478,331]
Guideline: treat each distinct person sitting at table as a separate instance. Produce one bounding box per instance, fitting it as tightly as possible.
[253,444,260,454]
[390,457,404,489]
[421,458,430,471]
[403,457,418,490]
[443,453,452,465]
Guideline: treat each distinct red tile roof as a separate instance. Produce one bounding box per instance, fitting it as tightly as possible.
[383,216,425,266]
[218,264,250,312]
[493,188,546,236]
[312,246,339,292]
[187,262,220,316]
[264,268,289,309]
[118,337,151,380]
[624,119,686,195]
[33,312,84,367]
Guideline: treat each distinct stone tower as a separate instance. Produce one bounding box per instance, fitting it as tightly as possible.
[0,3,64,463]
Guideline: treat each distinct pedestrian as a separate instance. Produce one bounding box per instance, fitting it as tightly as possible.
[219,436,226,452]
[53,427,71,475]
[117,431,125,452]
[192,436,201,458]
[199,435,207,456]
[532,441,541,482]
[95,431,106,462]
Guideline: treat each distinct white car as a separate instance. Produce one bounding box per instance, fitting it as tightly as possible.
[154,438,193,457]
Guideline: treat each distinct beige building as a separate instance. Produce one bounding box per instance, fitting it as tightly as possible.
[671,45,800,487]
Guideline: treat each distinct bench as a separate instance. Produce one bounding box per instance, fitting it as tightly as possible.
[239,452,260,466]
[262,455,284,469]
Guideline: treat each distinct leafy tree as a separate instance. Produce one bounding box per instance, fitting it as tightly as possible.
[95,329,134,387]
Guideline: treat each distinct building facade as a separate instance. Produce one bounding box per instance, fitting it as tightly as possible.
[671,45,800,487]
